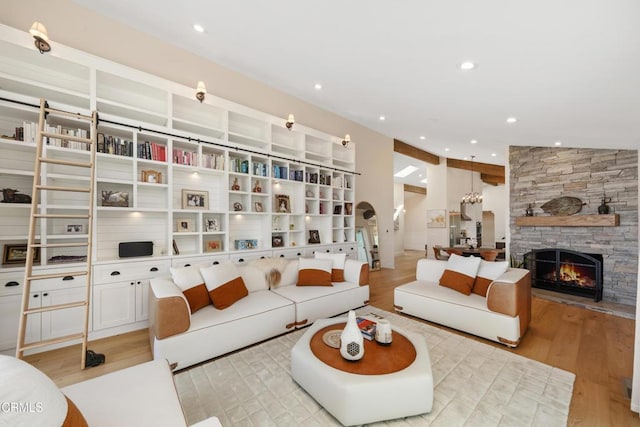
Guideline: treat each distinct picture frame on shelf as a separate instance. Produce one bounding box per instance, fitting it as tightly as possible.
[204,218,220,232]
[182,189,208,210]
[344,202,353,215]
[204,239,222,252]
[272,235,284,247]
[254,201,264,212]
[2,244,40,265]
[234,239,258,250]
[65,224,84,234]
[333,205,343,215]
[176,219,193,232]
[275,194,290,213]
[308,229,321,244]
[141,169,162,184]
[101,190,129,207]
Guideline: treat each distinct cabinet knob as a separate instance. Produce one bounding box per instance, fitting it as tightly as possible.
[297,252,301,256]
[150,267,159,272]
[110,271,121,276]
[238,258,244,263]
[279,254,285,258]
[260,256,265,259]
[5,281,19,287]
[62,276,74,281]
[33,294,39,298]
[213,261,219,265]
[130,282,134,286]
[137,281,141,284]
[43,293,48,297]
[339,248,343,251]
[325,249,330,253]
[185,264,191,267]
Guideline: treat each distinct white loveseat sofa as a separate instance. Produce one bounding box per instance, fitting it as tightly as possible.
[394,257,531,347]
[149,257,369,371]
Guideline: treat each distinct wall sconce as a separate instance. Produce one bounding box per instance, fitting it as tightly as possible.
[342,134,351,147]
[285,114,295,131]
[195,81,207,103]
[29,21,51,54]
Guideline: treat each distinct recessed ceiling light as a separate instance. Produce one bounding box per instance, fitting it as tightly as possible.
[314,83,322,90]
[460,61,475,70]
[470,139,477,144]
[193,24,204,33]
[444,148,450,152]
[491,153,497,157]
[506,117,517,124]
[419,136,426,140]
[394,165,418,178]
[420,178,427,184]
[379,115,386,121]
[555,141,562,146]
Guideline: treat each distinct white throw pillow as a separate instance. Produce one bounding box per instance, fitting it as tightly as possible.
[438,253,482,295]
[472,260,509,297]
[314,252,347,282]
[170,266,210,313]
[0,355,80,426]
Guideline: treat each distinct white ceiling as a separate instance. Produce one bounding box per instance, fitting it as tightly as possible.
[74,0,640,175]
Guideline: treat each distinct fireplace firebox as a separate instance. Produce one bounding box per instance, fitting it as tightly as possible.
[524,249,603,301]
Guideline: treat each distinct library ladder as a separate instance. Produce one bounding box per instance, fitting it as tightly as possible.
[16,98,97,369]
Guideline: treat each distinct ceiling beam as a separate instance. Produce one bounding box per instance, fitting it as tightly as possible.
[394,139,440,165]
[446,158,505,179]
[481,173,505,185]
[404,184,427,195]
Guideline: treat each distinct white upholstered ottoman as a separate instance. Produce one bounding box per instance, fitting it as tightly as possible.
[291,317,433,426]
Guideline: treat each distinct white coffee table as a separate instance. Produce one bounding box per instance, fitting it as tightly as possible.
[291,317,433,426]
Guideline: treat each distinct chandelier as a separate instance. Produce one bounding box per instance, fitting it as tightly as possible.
[461,155,483,205]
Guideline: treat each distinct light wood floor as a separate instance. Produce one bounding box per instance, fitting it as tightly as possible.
[25,250,639,426]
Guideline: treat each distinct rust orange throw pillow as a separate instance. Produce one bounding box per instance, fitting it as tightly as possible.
[170,266,210,313]
[200,263,249,309]
[438,254,481,295]
[297,258,333,286]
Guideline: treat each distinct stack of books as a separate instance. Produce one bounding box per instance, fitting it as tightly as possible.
[356,317,376,341]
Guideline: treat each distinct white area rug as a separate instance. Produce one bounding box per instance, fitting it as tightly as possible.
[174,307,575,426]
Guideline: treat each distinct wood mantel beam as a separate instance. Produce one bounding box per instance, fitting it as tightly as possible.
[394,139,440,165]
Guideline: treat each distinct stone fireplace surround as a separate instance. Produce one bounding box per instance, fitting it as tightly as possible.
[509,146,638,306]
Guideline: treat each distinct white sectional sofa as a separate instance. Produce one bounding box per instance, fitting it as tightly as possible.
[394,257,531,347]
[149,257,369,371]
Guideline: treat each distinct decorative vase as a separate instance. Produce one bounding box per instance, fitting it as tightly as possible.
[598,197,611,214]
[231,178,240,191]
[340,310,364,361]
[253,180,262,193]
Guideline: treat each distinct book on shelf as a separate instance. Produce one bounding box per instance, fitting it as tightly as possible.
[356,317,376,341]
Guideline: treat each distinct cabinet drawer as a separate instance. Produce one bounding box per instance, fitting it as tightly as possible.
[30,272,87,293]
[0,272,24,297]
[93,259,170,284]
[171,254,229,269]
[229,250,273,265]
[272,248,304,259]
[305,245,333,257]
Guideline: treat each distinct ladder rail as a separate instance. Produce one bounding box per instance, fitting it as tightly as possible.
[16,99,97,370]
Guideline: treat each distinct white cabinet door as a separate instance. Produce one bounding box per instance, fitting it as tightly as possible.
[92,282,136,330]
[40,288,87,341]
[135,280,149,321]
[0,293,43,351]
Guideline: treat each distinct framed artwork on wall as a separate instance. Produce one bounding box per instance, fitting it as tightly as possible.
[427,209,447,228]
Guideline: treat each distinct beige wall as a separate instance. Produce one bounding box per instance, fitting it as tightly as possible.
[2,0,395,267]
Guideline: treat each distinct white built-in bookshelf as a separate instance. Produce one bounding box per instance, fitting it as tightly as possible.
[0,24,357,353]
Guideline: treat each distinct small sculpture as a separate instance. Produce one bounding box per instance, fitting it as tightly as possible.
[253,180,262,193]
[525,204,534,216]
[540,196,585,216]
[2,188,31,204]
[231,178,240,191]
[340,310,364,361]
